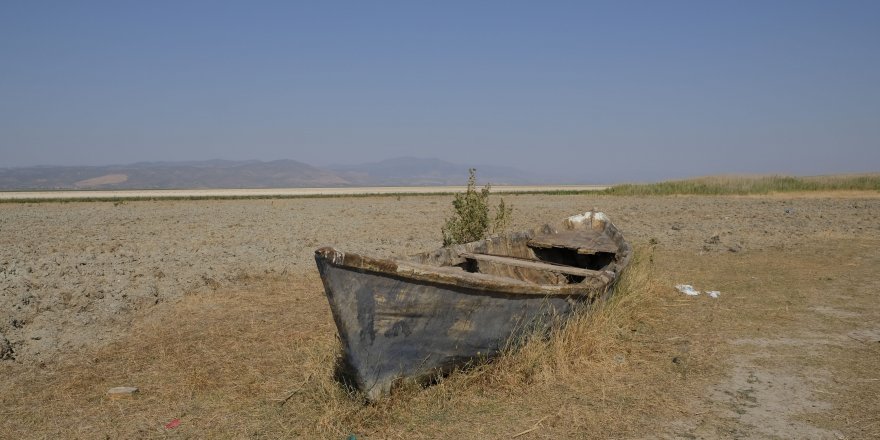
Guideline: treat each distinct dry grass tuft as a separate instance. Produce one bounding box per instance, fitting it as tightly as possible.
[450,246,662,392]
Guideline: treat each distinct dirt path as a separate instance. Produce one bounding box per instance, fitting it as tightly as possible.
[653,238,880,439]
[1,192,878,438]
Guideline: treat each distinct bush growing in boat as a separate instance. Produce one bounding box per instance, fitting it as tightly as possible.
[442,168,513,246]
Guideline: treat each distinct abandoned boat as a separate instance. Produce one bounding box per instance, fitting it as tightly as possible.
[314,211,631,401]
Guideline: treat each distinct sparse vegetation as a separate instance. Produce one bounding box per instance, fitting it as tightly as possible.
[441,168,513,246]
[603,174,880,196]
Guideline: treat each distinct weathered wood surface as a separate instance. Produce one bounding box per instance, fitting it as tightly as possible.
[459,252,602,277]
[528,229,619,254]
[314,211,631,401]
[316,258,578,401]
[320,249,612,296]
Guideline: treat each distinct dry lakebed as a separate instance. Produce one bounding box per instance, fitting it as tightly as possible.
[1,192,878,438]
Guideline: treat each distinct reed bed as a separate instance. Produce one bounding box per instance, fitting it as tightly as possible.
[603,174,880,195]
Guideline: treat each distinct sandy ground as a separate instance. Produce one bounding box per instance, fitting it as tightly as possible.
[1,192,878,438]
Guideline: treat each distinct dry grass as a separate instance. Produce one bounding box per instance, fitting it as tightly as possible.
[4,237,877,438]
[459,247,660,391]
[0,274,335,438]
[1,248,690,439]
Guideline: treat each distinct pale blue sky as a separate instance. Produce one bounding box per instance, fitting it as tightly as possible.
[1,1,878,182]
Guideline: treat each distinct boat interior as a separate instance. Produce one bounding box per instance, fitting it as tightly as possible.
[410,227,621,286]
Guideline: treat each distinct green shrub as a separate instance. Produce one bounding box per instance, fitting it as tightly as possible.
[442,169,513,246]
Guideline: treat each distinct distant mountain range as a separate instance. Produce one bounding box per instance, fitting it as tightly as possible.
[0,158,551,190]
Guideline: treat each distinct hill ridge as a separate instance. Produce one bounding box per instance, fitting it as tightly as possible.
[0,158,546,190]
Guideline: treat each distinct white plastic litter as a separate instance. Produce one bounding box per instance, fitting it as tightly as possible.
[675,284,701,296]
[675,284,721,299]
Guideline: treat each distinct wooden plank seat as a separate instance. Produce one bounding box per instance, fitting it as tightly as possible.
[459,252,601,277]
[528,230,618,255]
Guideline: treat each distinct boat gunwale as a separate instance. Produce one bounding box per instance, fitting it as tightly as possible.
[317,252,606,298]
[314,211,632,299]
[314,247,618,298]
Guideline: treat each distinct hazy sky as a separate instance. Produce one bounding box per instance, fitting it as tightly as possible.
[1,1,878,182]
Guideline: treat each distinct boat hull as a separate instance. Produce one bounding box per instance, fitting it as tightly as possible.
[314,211,631,401]
[315,256,583,401]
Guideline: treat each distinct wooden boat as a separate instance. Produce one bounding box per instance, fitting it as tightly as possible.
[314,211,631,401]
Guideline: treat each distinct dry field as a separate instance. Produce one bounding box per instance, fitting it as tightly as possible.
[0,185,609,201]
[1,192,878,438]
